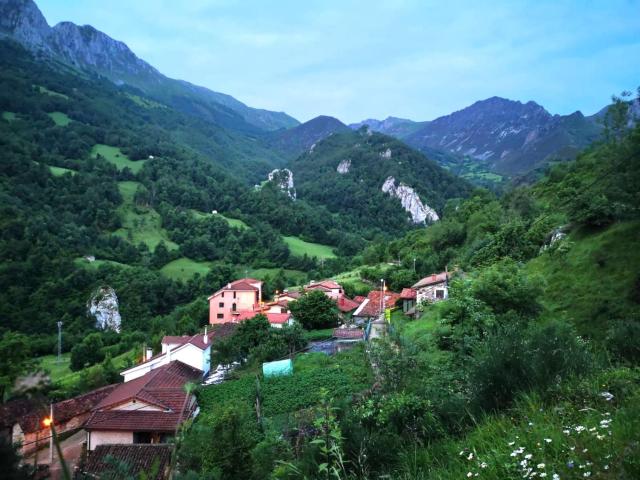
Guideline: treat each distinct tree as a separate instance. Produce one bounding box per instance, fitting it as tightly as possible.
[70,333,105,371]
[288,290,340,330]
[0,332,34,400]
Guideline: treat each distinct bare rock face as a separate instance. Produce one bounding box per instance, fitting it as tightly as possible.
[337,159,351,174]
[380,148,392,159]
[381,176,439,224]
[87,286,121,332]
[268,168,296,200]
[0,0,52,50]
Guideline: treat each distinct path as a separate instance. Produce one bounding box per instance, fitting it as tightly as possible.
[25,429,85,480]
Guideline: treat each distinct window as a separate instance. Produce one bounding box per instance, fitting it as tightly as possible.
[217,313,224,319]
[222,292,224,298]
[133,432,152,444]
[435,289,445,299]
[233,291,237,299]
[232,303,237,311]
[219,302,224,308]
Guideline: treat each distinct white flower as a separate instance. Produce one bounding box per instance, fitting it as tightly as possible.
[460,450,465,456]
[509,441,516,446]
[540,474,547,478]
[467,472,473,478]
[562,429,570,435]
[604,465,609,470]
[525,454,533,460]
[583,472,591,478]
[480,462,487,469]
[552,475,560,480]
[575,426,585,433]
[544,438,552,443]
[467,452,474,460]
[537,463,545,469]
[600,391,614,401]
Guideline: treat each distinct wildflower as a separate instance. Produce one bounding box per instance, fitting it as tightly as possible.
[562,429,570,435]
[582,449,588,453]
[529,422,534,426]
[544,438,552,443]
[521,460,528,468]
[467,472,473,478]
[460,450,465,456]
[567,461,574,469]
[604,465,609,470]
[552,474,560,480]
[540,474,547,478]
[509,441,516,446]
[525,454,532,460]
[467,452,474,461]
[480,462,487,469]
[537,464,545,469]
[600,391,614,401]
[596,434,604,440]
[583,472,591,478]
[575,426,585,433]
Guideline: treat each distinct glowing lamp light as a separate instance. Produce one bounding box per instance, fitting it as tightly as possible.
[42,417,52,428]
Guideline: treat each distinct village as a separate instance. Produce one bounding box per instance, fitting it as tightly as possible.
[0,270,451,479]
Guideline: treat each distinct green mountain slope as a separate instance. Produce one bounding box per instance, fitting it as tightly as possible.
[290,128,473,233]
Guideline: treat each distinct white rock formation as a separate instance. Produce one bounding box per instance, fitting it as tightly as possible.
[268,168,296,200]
[87,286,121,332]
[337,159,351,174]
[381,176,439,224]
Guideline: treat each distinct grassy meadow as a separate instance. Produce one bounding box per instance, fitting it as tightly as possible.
[91,144,146,173]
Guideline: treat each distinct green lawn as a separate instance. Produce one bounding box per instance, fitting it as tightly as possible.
[49,165,77,176]
[48,111,71,126]
[160,257,212,281]
[125,93,166,109]
[37,349,136,390]
[282,236,336,259]
[191,210,250,230]
[91,144,146,174]
[527,220,640,337]
[2,111,16,122]
[73,257,130,270]
[114,181,178,251]
[36,85,69,99]
[246,267,307,285]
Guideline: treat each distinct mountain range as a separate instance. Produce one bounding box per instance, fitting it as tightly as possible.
[0,0,298,133]
[350,97,605,179]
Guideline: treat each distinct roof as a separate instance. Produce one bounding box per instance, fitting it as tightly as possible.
[333,328,364,339]
[86,361,201,432]
[412,272,449,289]
[0,384,118,434]
[353,290,402,318]
[235,311,291,325]
[400,288,417,299]
[353,295,367,303]
[305,280,342,290]
[208,278,263,299]
[279,290,301,299]
[83,444,172,480]
[336,296,361,313]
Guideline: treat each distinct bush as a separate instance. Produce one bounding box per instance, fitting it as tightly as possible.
[471,321,593,411]
[607,320,640,363]
[288,290,340,330]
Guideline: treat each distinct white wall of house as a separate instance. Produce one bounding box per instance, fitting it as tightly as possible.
[113,400,163,411]
[416,283,448,304]
[122,343,209,382]
[88,430,133,450]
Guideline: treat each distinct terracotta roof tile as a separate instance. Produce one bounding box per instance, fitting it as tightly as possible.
[412,272,449,289]
[400,288,417,299]
[84,444,172,480]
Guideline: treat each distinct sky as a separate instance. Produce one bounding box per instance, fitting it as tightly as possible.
[38,0,640,124]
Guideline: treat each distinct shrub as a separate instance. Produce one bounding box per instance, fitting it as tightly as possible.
[607,320,640,363]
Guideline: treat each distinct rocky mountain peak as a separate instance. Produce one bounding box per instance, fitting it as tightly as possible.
[0,0,51,50]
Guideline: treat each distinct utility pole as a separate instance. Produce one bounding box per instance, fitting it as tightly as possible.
[413,258,416,273]
[57,321,63,363]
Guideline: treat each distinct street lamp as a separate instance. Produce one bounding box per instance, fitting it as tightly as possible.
[56,321,63,364]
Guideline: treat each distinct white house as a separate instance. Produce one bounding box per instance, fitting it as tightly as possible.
[121,330,213,382]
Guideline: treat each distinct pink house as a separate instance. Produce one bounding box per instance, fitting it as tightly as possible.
[208,278,263,324]
[304,280,344,299]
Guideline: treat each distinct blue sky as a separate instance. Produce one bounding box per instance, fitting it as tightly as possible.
[38,0,639,123]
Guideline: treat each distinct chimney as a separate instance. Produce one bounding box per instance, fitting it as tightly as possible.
[166,343,172,363]
[203,326,208,344]
[146,347,153,361]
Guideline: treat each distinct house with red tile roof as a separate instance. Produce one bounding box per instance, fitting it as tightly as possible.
[235,310,294,328]
[208,278,263,324]
[0,384,118,456]
[400,288,417,316]
[352,290,402,324]
[122,324,237,382]
[82,444,173,480]
[336,295,362,314]
[412,271,449,304]
[304,280,344,299]
[85,361,200,451]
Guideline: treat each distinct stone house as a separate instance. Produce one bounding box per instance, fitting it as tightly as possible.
[412,271,449,304]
